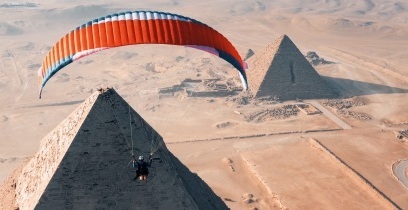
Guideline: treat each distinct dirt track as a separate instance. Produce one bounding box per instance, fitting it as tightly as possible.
[309,101,352,130]
[393,160,408,189]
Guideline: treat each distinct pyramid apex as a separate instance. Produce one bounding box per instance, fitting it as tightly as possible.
[276,34,291,42]
[279,34,289,39]
[275,34,294,47]
[258,34,295,55]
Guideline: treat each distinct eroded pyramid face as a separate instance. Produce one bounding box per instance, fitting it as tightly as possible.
[247,35,337,101]
[13,89,227,210]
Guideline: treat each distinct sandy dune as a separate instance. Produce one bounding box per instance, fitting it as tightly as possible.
[1,0,408,209]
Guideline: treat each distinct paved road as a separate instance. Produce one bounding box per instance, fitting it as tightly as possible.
[309,101,352,130]
[394,159,408,189]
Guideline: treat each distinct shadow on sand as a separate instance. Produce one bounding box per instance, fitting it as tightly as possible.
[186,90,241,97]
[20,100,85,108]
[322,76,408,98]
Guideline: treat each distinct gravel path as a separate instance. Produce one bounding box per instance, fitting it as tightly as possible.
[394,160,408,189]
[310,101,352,130]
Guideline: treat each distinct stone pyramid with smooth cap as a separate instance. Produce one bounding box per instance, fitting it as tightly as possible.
[8,88,227,210]
[246,35,337,100]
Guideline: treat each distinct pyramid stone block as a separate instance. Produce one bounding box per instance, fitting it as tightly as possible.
[247,35,337,100]
[12,89,227,210]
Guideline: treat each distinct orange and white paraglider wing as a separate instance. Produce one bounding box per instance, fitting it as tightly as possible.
[37,11,248,98]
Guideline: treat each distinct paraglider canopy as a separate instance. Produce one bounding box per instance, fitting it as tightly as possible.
[37,10,248,98]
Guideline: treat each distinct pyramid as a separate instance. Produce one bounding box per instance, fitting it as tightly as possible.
[246,35,337,100]
[8,89,227,210]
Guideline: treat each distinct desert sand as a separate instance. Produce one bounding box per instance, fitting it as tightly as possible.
[1,0,408,209]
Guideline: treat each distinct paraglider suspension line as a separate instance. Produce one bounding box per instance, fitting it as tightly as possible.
[129,106,134,156]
